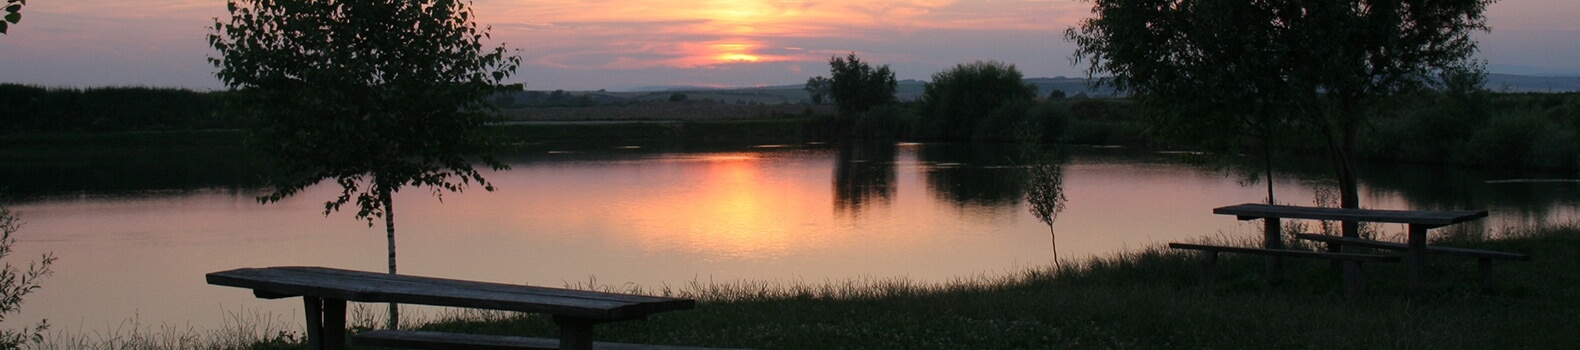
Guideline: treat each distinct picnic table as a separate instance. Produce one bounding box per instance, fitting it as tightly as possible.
[207,266,697,350]
[1213,203,1489,294]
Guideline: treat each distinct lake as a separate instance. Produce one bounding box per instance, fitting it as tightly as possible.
[5,141,1578,334]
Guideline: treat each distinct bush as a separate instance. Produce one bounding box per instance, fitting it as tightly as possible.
[918,61,1036,141]
[0,199,54,349]
[1463,114,1532,168]
[852,105,909,140]
[1025,103,1072,144]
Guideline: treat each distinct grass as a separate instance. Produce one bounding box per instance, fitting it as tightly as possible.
[31,309,301,350]
[25,224,1579,349]
[290,223,1579,349]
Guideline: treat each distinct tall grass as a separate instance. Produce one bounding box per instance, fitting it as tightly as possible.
[31,309,299,350]
[383,224,1580,349]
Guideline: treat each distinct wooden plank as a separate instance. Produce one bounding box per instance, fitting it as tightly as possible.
[1213,203,1487,227]
[1167,243,1401,262]
[354,330,558,350]
[1294,234,1531,260]
[352,330,747,350]
[207,267,694,321]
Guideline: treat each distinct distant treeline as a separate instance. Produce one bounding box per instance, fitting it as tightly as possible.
[0,84,242,133]
[1364,92,1580,170]
[822,91,1580,172]
[4,83,1579,171]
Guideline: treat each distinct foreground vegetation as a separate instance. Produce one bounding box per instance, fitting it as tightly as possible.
[113,224,1557,349]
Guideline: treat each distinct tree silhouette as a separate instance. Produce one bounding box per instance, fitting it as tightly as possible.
[1020,131,1068,270]
[1068,0,1495,237]
[804,76,831,105]
[210,0,520,329]
[827,53,897,116]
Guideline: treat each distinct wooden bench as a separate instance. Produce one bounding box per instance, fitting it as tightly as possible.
[1168,243,1400,300]
[354,330,742,350]
[1295,233,1530,291]
[207,266,699,350]
[1214,203,1488,294]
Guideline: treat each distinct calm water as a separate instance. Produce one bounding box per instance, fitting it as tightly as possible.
[6,142,1580,332]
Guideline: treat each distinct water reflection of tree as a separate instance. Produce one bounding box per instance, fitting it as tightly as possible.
[919,143,1026,208]
[834,141,897,214]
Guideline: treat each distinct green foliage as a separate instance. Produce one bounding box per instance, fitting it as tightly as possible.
[0,199,54,350]
[826,53,897,116]
[209,0,521,221]
[0,84,233,134]
[1365,89,1580,170]
[1019,129,1068,268]
[1,0,22,34]
[919,61,1037,141]
[850,104,909,139]
[804,76,831,105]
[1067,0,1498,220]
[211,0,520,329]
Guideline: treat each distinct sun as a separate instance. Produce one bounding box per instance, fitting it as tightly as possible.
[709,42,765,63]
[716,53,762,62]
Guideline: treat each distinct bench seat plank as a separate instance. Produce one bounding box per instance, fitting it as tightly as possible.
[1168,242,1398,300]
[354,330,743,350]
[1294,234,1531,260]
[1167,243,1400,262]
[206,267,694,321]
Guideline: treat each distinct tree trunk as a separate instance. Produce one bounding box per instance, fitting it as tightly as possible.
[1338,103,1361,239]
[1048,224,1060,272]
[1263,140,1276,205]
[383,190,399,330]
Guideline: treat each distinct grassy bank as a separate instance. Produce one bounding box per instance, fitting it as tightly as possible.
[279,224,1575,349]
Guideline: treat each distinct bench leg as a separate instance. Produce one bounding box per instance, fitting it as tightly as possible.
[1341,261,1363,301]
[1479,258,1493,292]
[1198,251,1218,290]
[1264,218,1283,283]
[554,316,597,350]
[303,297,348,350]
[1408,225,1428,295]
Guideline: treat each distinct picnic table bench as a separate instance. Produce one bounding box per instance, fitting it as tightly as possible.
[1295,233,1529,291]
[207,266,701,350]
[1167,243,1399,300]
[1213,203,1490,294]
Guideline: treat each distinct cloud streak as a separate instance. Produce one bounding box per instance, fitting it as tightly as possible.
[478,0,1079,71]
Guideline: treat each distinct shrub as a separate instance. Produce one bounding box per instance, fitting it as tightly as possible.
[919,61,1037,141]
[0,199,54,349]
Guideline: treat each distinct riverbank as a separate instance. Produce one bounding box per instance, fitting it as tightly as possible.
[221,224,1571,349]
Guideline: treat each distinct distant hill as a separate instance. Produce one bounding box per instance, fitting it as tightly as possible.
[1486,73,1580,93]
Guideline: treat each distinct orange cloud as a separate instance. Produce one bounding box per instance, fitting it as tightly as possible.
[475,0,1080,70]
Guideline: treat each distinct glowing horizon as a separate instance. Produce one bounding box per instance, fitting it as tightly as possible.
[0,0,1575,90]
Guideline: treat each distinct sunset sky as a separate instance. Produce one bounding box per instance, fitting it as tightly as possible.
[1,0,1575,91]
